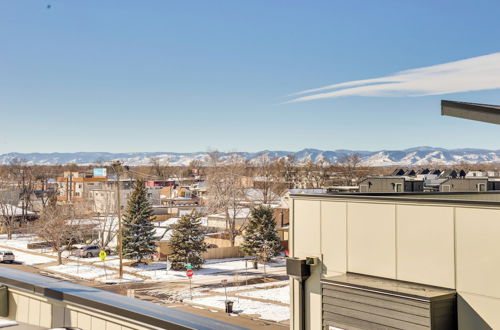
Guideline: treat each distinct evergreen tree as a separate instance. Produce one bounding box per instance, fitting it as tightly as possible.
[242,205,281,262]
[122,179,156,263]
[169,213,208,270]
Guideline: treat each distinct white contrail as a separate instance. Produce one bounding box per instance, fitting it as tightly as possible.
[288,52,500,102]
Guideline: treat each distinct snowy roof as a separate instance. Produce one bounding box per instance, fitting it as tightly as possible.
[67,218,101,226]
[288,188,327,195]
[244,188,280,202]
[154,216,207,241]
[209,208,251,220]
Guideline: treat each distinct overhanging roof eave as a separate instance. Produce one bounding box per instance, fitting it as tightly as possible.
[441,100,500,125]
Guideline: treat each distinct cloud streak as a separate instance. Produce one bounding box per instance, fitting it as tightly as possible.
[288,52,500,102]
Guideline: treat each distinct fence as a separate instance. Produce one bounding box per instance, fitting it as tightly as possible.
[156,242,244,260]
[202,246,244,259]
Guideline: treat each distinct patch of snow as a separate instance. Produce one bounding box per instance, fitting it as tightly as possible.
[10,251,54,266]
[46,262,111,280]
[190,296,289,322]
[212,280,289,293]
[0,319,18,327]
[237,285,289,304]
[0,234,39,250]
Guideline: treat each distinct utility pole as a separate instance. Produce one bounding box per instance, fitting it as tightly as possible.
[21,169,26,223]
[111,161,124,279]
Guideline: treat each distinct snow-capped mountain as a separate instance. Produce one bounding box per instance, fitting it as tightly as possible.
[1,147,500,167]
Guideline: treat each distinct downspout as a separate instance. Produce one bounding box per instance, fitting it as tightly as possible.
[299,278,306,330]
[286,257,311,330]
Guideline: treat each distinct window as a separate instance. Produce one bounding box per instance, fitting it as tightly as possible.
[478,183,486,192]
[394,183,402,192]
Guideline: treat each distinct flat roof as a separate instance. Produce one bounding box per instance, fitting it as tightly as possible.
[322,273,455,301]
[441,100,500,125]
[290,191,500,206]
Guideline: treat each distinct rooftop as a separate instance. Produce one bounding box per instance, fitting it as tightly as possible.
[290,191,500,205]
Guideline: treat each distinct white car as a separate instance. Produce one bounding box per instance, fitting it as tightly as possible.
[0,251,15,263]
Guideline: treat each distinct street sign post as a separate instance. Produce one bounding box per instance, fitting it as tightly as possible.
[221,279,228,301]
[99,250,107,280]
[187,268,194,300]
[99,250,107,262]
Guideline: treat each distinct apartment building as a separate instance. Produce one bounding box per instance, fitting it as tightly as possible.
[56,172,173,212]
[55,172,107,202]
[89,179,166,213]
[358,176,424,192]
[288,191,500,329]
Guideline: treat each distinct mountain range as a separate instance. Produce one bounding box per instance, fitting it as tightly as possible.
[1,147,500,167]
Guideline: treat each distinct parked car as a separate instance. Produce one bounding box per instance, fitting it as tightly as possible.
[73,245,111,258]
[0,251,15,263]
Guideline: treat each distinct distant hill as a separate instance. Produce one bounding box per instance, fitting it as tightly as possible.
[1,147,499,167]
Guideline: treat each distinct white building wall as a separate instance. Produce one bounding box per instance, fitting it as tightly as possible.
[291,195,500,330]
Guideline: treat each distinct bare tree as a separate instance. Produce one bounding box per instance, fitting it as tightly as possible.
[254,155,288,204]
[300,159,330,188]
[281,155,299,188]
[93,192,118,249]
[189,160,205,179]
[206,152,248,246]
[338,153,364,185]
[36,204,78,264]
[149,157,170,180]
[170,166,190,187]
[8,159,34,222]
[32,165,57,210]
[0,189,21,239]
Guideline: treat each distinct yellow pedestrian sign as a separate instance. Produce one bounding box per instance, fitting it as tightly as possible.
[99,250,107,262]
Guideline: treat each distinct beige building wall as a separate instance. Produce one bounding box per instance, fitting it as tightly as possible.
[291,195,500,330]
[396,204,455,288]
[347,202,396,278]
[8,287,158,330]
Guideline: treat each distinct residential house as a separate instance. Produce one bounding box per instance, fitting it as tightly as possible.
[358,176,424,193]
[440,177,488,192]
[159,186,200,216]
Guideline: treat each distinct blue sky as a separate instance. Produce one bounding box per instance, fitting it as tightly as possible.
[1,0,500,153]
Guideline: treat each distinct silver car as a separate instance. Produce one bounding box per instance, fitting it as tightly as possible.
[0,251,15,263]
[73,245,111,258]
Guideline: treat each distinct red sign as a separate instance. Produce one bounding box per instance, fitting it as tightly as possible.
[186,269,194,278]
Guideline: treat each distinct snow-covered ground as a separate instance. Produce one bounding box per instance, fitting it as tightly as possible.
[212,280,289,293]
[100,257,285,283]
[0,234,290,325]
[10,250,54,266]
[190,295,290,322]
[0,234,38,250]
[46,263,110,280]
[237,285,289,304]
[45,262,143,283]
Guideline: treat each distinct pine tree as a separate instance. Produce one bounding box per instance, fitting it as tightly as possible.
[122,179,156,263]
[242,205,281,262]
[169,213,208,270]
